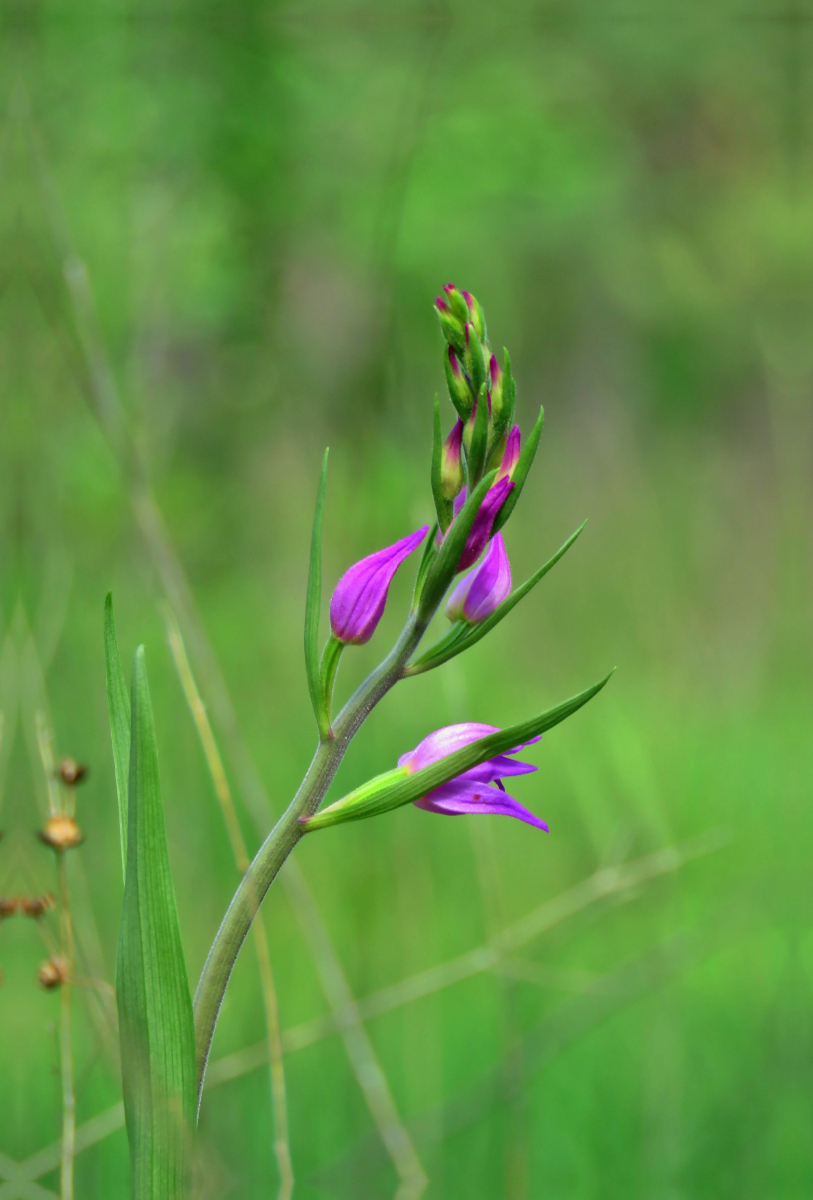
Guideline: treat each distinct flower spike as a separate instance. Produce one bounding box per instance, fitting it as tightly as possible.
[330,526,429,645]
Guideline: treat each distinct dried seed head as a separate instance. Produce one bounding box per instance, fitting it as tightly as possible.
[38,957,68,990]
[0,896,20,918]
[38,816,84,851]
[59,758,88,786]
[21,893,56,918]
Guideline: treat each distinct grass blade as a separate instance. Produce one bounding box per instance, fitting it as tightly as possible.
[305,450,330,740]
[117,647,196,1198]
[104,592,130,878]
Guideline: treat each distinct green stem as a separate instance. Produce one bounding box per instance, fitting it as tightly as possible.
[192,613,425,1111]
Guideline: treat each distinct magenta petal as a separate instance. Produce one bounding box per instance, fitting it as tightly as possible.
[399,722,498,772]
[330,525,429,645]
[414,781,548,831]
[456,477,514,571]
[446,533,512,623]
[497,426,521,481]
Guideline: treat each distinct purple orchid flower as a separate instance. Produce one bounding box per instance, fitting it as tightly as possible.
[330,525,429,645]
[446,532,512,623]
[398,722,547,830]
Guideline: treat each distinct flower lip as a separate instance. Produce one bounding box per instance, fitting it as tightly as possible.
[330,525,429,645]
[445,531,512,623]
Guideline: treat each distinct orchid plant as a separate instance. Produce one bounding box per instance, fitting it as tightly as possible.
[105,285,612,1198]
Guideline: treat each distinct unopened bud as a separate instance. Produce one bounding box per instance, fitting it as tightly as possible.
[463,323,486,396]
[435,295,466,356]
[488,355,504,422]
[59,758,88,785]
[38,957,68,990]
[460,289,486,342]
[39,816,84,851]
[440,420,465,500]
[496,425,521,481]
[442,283,471,325]
[444,346,473,420]
[21,893,56,918]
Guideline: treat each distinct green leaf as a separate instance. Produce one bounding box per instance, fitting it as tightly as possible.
[303,670,614,830]
[411,521,439,609]
[417,469,497,619]
[466,383,489,488]
[407,522,587,675]
[431,396,453,532]
[104,592,130,879]
[493,347,515,443]
[117,647,197,1198]
[492,404,544,534]
[305,449,331,740]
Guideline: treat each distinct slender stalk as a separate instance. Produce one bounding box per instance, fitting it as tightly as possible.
[193,613,426,1107]
[57,853,75,1200]
[164,610,294,1197]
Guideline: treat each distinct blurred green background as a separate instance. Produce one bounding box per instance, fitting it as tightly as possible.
[1,2,812,1197]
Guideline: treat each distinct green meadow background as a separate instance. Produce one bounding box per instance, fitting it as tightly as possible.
[1,3,812,1197]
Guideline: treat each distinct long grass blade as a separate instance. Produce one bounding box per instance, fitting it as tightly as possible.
[104,593,130,877]
[116,647,196,1198]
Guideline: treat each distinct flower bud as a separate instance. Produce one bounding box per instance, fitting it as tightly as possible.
[441,420,465,500]
[330,525,429,645]
[460,289,486,342]
[442,283,471,326]
[21,893,56,918]
[488,355,503,419]
[38,957,68,990]
[435,295,466,356]
[59,758,88,785]
[455,475,514,571]
[38,815,84,851]
[463,323,486,396]
[496,425,521,481]
[445,533,512,623]
[444,346,473,420]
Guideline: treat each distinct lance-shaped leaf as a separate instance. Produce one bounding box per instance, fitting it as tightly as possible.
[104,592,130,879]
[492,405,544,534]
[430,397,453,532]
[305,449,330,740]
[492,348,516,444]
[466,384,489,488]
[411,521,439,609]
[302,670,613,831]
[407,522,586,675]
[417,469,497,619]
[117,647,197,1197]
